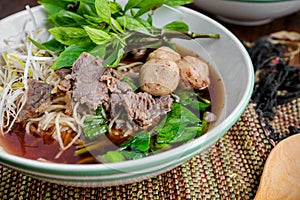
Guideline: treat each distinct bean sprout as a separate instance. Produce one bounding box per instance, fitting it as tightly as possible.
[0,6,84,158]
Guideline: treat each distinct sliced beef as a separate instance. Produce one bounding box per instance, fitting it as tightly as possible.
[122,92,173,126]
[64,91,73,116]
[55,68,72,79]
[71,52,109,110]
[69,52,174,127]
[17,80,53,122]
[54,68,73,93]
[155,95,173,113]
[105,93,123,119]
[100,69,173,126]
[100,69,131,94]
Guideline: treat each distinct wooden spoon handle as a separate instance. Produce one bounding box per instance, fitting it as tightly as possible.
[254,134,300,200]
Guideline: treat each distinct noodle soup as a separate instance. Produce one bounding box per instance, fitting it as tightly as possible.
[0,44,224,164]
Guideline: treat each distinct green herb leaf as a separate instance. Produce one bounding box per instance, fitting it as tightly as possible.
[80,0,96,4]
[103,39,125,67]
[121,131,151,153]
[49,27,90,46]
[110,17,124,33]
[121,76,138,91]
[163,21,189,32]
[177,91,211,111]
[164,0,193,6]
[83,115,108,140]
[83,105,108,139]
[109,2,123,15]
[29,38,65,53]
[155,103,201,144]
[89,43,107,58]
[133,0,165,17]
[120,151,145,160]
[95,0,111,24]
[51,45,86,70]
[84,26,111,45]
[101,151,125,162]
[170,125,204,143]
[49,10,86,27]
[77,1,97,16]
[38,0,70,15]
[117,16,150,35]
[124,0,143,12]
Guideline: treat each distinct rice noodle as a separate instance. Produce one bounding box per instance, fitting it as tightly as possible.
[117,61,143,71]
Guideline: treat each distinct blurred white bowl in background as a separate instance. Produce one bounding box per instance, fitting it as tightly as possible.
[193,0,300,26]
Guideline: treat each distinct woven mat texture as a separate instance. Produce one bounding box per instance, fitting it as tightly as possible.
[1,100,299,199]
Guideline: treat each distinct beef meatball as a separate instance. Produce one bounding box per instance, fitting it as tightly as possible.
[139,59,180,96]
[177,56,210,90]
[147,46,181,62]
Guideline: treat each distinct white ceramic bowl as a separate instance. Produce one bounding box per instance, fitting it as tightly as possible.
[193,0,300,25]
[0,4,254,187]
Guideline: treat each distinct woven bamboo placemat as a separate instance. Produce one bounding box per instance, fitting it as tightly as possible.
[1,99,299,199]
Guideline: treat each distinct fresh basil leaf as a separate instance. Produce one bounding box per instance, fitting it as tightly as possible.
[49,10,86,27]
[77,1,97,16]
[120,151,145,160]
[38,0,70,15]
[150,142,172,153]
[124,0,143,12]
[42,39,65,52]
[120,131,150,153]
[89,43,106,58]
[83,15,105,25]
[164,0,193,6]
[95,0,111,24]
[110,17,124,33]
[110,2,123,15]
[121,76,138,91]
[83,115,108,139]
[136,17,153,30]
[100,151,125,162]
[131,131,151,153]
[79,0,96,4]
[83,105,108,139]
[155,103,201,144]
[103,45,124,67]
[117,16,150,35]
[133,0,165,17]
[177,91,211,111]
[29,38,48,50]
[103,35,126,67]
[84,26,111,45]
[156,122,182,144]
[49,27,90,46]
[146,13,153,26]
[163,21,189,32]
[51,45,86,69]
[170,126,200,143]
[30,38,65,53]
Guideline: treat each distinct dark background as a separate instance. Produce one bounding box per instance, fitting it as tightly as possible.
[1,0,300,41]
[0,0,37,19]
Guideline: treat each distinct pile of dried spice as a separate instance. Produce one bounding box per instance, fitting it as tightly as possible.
[244,31,300,145]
